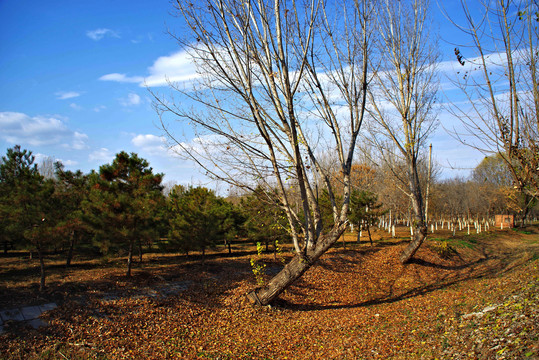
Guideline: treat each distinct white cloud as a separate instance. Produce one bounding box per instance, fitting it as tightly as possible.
[98,50,199,88]
[70,103,82,110]
[99,73,144,83]
[132,134,167,155]
[89,148,114,163]
[0,111,88,149]
[93,105,107,112]
[58,159,79,167]
[55,91,81,100]
[143,50,199,87]
[120,93,142,107]
[86,28,119,41]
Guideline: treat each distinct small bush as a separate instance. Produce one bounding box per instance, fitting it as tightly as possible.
[432,239,456,258]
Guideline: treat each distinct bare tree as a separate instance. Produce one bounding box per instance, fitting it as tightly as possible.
[38,156,56,180]
[153,0,375,305]
[445,0,539,222]
[367,0,439,263]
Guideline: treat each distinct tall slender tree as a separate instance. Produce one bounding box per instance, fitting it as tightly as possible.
[368,0,439,263]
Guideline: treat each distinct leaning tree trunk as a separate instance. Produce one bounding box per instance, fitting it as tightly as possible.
[246,223,347,306]
[399,161,427,264]
[367,223,373,246]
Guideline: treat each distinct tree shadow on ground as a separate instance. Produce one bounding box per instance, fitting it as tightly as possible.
[274,242,531,311]
[0,253,256,311]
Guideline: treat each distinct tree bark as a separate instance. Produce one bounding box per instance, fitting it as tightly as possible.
[127,238,134,277]
[246,223,346,306]
[519,194,534,228]
[367,223,373,246]
[400,157,427,264]
[399,160,427,263]
[399,223,427,263]
[37,245,46,292]
[66,230,75,267]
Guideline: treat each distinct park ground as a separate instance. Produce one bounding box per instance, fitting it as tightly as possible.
[1,226,538,359]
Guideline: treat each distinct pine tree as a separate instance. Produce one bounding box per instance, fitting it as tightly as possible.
[0,145,55,290]
[83,152,164,277]
[348,190,385,246]
[53,163,91,266]
[240,187,288,253]
[167,186,238,260]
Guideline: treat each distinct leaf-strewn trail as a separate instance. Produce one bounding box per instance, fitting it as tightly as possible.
[1,228,538,359]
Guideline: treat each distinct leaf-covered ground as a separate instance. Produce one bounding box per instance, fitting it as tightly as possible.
[1,227,538,359]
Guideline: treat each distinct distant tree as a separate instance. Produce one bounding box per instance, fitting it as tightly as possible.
[240,187,289,253]
[217,199,245,254]
[38,156,56,180]
[472,154,536,220]
[167,185,196,255]
[168,186,239,260]
[348,190,385,245]
[53,163,91,266]
[83,152,164,277]
[0,145,55,291]
[472,154,512,187]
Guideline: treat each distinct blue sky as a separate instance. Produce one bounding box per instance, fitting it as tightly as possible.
[0,0,486,186]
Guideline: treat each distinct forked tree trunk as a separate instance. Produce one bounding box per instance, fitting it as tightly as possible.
[246,223,347,306]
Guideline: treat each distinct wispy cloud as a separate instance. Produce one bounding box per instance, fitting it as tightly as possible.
[86,28,120,41]
[58,159,79,167]
[120,93,142,106]
[55,91,81,100]
[99,73,144,83]
[71,132,89,150]
[89,147,114,163]
[0,111,89,150]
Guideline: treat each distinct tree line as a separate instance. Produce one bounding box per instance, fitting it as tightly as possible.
[2,144,535,293]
